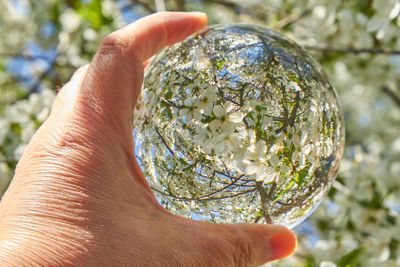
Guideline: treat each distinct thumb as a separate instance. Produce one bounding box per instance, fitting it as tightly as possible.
[55,12,207,138]
[191,220,297,266]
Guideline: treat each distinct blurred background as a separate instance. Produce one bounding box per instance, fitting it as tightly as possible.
[0,0,399,266]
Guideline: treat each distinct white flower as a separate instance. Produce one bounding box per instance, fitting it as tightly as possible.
[60,9,81,33]
[366,15,390,35]
[213,104,226,118]
[245,164,259,176]
[21,121,36,143]
[13,144,27,160]
[208,119,220,133]
[228,111,244,123]
[83,28,98,41]
[28,93,44,115]
[259,167,277,184]
[280,164,291,175]
[313,6,327,19]
[0,163,11,194]
[255,141,267,158]
[389,2,400,19]
[42,88,55,105]
[319,261,337,267]
[269,143,282,154]
[6,101,29,124]
[245,140,267,161]
[302,143,311,155]
[269,153,280,167]
[37,107,50,122]
[301,132,308,146]
[0,119,8,145]
[180,98,209,122]
[292,133,300,148]
[289,81,302,92]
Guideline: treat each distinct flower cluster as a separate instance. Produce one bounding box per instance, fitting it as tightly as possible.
[1,0,400,265]
[134,24,344,228]
[0,89,55,192]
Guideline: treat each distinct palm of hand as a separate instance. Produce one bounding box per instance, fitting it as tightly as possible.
[0,12,296,267]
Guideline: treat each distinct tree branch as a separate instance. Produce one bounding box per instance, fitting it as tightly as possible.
[173,0,185,10]
[124,0,155,14]
[382,86,400,107]
[304,45,400,55]
[154,0,166,12]
[154,126,175,156]
[0,52,53,61]
[198,172,255,187]
[152,186,256,202]
[203,0,273,19]
[0,159,18,164]
[272,9,312,30]
[198,174,245,199]
[0,51,75,93]
[255,181,273,223]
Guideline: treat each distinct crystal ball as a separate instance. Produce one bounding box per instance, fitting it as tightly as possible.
[133,24,345,228]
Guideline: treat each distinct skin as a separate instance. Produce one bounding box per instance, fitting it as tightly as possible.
[0,12,297,266]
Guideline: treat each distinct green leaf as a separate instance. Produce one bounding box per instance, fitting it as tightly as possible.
[389,238,399,259]
[201,115,215,123]
[272,180,295,204]
[295,167,308,186]
[337,247,365,267]
[216,59,225,70]
[164,90,173,100]
[49,2,62,27]
[10,123,22,135]
[75,0,113,30]
[164,108,172,120]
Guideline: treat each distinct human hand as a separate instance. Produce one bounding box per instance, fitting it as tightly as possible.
[0,12,296,266]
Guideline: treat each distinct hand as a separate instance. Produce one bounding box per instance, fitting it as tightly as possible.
[0,12,296,266]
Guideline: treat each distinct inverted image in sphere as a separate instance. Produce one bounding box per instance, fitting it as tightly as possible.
[134,24,345,228]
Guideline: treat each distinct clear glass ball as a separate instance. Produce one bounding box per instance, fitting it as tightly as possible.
[133,24,345,228]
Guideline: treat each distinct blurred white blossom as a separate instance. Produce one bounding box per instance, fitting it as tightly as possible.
[1,0,400,266]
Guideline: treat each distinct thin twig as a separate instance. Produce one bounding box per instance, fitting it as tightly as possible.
[174,0,185,10]
[154,126,175,156]
[255,181,273,223]
[198,174,245,199]
[0,52,53,61]
[0,159,18,164]
[29,64,55,93]
[203,0,273,19]
[198,172,255,187]
[382,86,400,107]
[154,0,166,12]
[304,45,400,55]
[272,9,312,30]
[204,0,238,10]
[152,187,256,202]
[126,0,155,14]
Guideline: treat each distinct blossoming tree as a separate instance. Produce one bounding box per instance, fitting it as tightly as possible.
[0,0,399,266]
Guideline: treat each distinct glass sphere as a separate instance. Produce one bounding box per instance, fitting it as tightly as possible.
[133,24,345,228]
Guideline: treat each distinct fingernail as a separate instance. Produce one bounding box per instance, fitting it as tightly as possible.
[266,229,297,262]
[189,11,207,17]
[189,11,208,22]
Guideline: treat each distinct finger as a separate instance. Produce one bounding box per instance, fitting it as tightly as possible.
[109,11,207,63]
[72,12,207,135]
[194,221,297,266]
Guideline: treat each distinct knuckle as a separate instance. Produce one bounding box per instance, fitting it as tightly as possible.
[233,234,254,267]
[98,34,128,56]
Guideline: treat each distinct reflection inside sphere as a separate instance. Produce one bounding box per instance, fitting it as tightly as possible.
[134,24,345,228]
